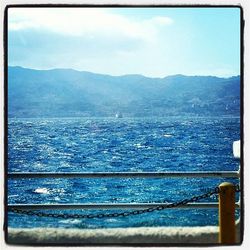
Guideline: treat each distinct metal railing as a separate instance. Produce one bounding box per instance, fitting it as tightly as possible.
[8,171,240,179]
[8,170,240,210]
[7,140,242,244]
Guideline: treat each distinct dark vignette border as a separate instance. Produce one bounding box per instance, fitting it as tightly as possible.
[3,3,8,245]
[240,4,244,245]
[3,3,244,247]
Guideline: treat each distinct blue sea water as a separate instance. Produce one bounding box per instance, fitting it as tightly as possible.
[8,116,240,229]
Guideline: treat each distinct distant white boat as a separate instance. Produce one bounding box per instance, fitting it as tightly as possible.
[233,140,240,159]
[115,112,123,118]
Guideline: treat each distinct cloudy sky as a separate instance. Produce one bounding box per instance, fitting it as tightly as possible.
[8,7,241,77]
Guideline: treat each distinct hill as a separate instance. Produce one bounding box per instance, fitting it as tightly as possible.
[8,66,240,118]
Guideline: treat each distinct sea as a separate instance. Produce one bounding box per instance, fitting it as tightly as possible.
[7,116,241,229]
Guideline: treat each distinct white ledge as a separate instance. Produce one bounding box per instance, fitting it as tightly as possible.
[233,140,241,159]
[7,223,241,245]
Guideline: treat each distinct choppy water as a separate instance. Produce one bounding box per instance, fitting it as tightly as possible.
[8,117,240,229]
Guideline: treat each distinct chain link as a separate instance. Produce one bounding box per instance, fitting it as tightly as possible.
[9,185,235,220]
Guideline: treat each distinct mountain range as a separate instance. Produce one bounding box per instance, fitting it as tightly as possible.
[8,66,240,118]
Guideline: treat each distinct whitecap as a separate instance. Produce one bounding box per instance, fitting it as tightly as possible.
[163,134,172,138]
[105,218,118,222]
[33,188,50,194]
[33,163,44,168]
[8,194,19,198]
[112,156,120,160]
[59,219,82,224]
[53,188,66,194]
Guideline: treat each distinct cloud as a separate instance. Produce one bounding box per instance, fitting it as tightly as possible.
[8,8,239,78]
[8,8,173,42]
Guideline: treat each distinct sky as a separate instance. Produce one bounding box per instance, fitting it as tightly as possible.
[8,7,241,77]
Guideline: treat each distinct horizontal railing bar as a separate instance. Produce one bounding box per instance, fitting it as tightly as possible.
[8,202,240,210]
[8,171,239,179]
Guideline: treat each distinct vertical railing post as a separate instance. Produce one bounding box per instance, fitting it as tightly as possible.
[219,182,236,244]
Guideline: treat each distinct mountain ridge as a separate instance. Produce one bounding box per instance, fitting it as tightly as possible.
[8,66,240,118]
[8,65,239,80]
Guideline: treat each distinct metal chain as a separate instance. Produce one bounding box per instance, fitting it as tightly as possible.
[9,185,240,220]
